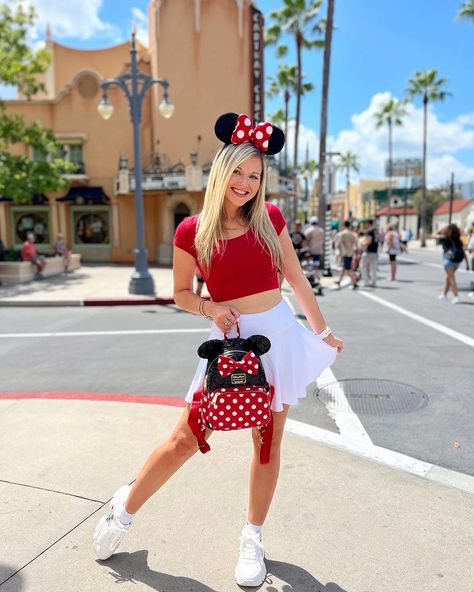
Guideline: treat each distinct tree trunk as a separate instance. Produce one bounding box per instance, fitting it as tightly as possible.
[284,90,289,173]
[420,94,428,246]
[293,33,303,226]
[345,166,350,220]
[317,0,335,275]
[387,118,392,223]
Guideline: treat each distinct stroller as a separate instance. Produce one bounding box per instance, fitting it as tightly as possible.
[299,250,323,296]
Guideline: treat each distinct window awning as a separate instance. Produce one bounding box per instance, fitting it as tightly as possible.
[0,194,48,204]
[57,186,110,204]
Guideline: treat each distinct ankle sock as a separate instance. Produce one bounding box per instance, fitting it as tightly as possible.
[247,521,262,535]
[116,503,135,528]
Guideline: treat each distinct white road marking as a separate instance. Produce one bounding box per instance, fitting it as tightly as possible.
[358,291,474,347]
[316,367,373,446]
[0,328,210,339]
[283,292,474,494]
[398,256,471,273]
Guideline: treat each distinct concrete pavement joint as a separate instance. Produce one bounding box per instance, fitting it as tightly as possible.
[0,478,106,504]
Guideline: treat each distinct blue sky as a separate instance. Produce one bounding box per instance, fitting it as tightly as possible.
[1,0,474,187]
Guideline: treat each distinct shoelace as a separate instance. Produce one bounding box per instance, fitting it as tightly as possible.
[239,533,263,563]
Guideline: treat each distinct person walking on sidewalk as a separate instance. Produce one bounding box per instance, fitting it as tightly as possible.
[304,216,324,270]
[92,112,343,588]
[384,225,401,281]
[436,223,470,304]
[361,219,379,287]
[334,220,358,289]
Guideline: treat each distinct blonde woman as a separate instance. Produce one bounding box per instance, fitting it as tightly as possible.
[93,113,342,587]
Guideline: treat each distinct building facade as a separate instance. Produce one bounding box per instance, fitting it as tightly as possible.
[1,0,279,264]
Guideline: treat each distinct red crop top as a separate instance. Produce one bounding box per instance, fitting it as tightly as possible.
[173,202,287,302]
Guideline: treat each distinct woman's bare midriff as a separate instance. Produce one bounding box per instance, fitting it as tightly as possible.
[219,288,282,314]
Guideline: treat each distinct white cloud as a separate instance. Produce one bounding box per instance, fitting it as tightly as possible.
[27,0,121,42]
[286,92,474,189]
[131,8,148,47]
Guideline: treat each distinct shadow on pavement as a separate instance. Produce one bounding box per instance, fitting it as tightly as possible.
[101,550,219,591]
[264,559,350,592]
[0,564,24,590]
[98,551,350,592]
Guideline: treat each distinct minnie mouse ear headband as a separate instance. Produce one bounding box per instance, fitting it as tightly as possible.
[214,112,285,156]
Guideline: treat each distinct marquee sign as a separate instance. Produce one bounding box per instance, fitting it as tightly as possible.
[251,6,264,123]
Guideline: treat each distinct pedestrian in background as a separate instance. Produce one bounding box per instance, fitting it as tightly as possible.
[290,220,307,259]
[92,112,342,587]
[361,219,379,287]
[53,233,71,272]
[400,227,411,253]
[436,223,469,304]
[21,233,46,280]
[304,216,324,270]
[335,220,359,289]
[467,227,474,299]
[384,225,401,281]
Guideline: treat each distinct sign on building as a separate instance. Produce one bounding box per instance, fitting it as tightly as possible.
[251,6,264,123]
[385,158,422,178]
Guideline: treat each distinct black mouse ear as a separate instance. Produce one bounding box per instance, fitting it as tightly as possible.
[244,335,271,355]
[197,339,224,359]
[266,125,285,155]
[214,113,239,144]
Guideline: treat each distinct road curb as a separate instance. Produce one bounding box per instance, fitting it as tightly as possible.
[0,297,175,307]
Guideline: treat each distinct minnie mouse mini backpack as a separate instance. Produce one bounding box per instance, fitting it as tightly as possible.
[188,325,274,464]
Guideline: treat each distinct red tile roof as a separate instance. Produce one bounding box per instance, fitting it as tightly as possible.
[433,199,472,215]
[375,206,417,216]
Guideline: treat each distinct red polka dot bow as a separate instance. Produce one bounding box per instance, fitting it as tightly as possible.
[231,114,274,153]
[218,351,259,377]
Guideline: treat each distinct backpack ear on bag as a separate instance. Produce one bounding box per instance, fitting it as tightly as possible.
[244,335,271,356]
[197,339,224,360]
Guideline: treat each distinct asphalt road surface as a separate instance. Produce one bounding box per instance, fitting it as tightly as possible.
[1,246,472,478]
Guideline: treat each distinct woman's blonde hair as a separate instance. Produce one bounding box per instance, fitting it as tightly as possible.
[195,142,283,271]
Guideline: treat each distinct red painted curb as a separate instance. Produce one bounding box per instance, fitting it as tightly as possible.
[0,391,185,406]
[83,297,175,306]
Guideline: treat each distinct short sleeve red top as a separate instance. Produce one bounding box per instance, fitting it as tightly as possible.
[173,202,286,302]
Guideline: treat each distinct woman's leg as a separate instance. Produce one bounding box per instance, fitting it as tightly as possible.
[443,269,450,295]
[247,405,289,526]
[447,267,458,297]
[125,405,210,514]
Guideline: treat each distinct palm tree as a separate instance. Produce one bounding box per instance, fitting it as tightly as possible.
[406,69,452,246]
[374,98,408,222]
[317,0,335,276]
[266,108,285,171]
[457,0,474,22]
[267,64,299,173]
[265,0,324,173]
[337,151,360,220]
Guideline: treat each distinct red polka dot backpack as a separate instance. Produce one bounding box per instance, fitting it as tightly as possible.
[188,324,274,463]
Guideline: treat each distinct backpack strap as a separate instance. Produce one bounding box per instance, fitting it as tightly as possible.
[258,385,275,464]
[188,389,211,454]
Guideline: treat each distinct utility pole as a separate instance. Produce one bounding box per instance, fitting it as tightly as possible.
[448,172,455,226]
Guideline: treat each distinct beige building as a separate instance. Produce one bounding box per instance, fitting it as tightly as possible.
[1,0,277,263]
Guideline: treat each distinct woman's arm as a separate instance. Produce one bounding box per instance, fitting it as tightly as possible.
[172,247,240,331]
[279,228,343,352]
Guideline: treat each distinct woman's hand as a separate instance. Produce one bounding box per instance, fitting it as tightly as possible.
[323,333,344,353]
[207,302,240,333]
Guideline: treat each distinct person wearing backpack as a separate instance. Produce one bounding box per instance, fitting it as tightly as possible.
[437,223,470,304]
[92,112,343,587]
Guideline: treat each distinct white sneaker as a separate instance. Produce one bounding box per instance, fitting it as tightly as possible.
[93,485,132,560]
[234,525,266,587]
[452,296,460,304]
[438,293,447,300]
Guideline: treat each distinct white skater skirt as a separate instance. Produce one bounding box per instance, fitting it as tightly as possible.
[185,298,338,412]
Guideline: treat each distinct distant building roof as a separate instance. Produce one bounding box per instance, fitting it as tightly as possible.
[433,199,472,215]
[375,206,417,216]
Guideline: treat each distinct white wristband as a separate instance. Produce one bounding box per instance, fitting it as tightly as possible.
[315,326,332,339]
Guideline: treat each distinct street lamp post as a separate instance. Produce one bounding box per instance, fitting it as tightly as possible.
[321,151,341,276]
[97,31,175,295]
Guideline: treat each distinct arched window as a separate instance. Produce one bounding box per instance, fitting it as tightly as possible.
[174,202,190,230]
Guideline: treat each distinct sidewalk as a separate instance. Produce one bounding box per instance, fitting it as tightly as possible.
[1,395,473,592]
[0,264,337,307]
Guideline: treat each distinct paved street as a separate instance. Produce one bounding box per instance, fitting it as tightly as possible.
[1,247,473,478]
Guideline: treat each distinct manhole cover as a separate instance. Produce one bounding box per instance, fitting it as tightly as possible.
[314,379,429,416]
